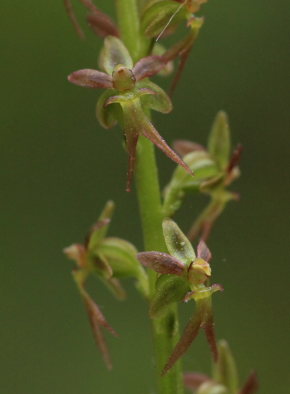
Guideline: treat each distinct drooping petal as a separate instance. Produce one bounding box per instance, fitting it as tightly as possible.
[239,372,259,394]
[133,55,166,81]
[99,36,133,75]
[202,303,218,362]
[137,251,186,275]
[162,219,196,266]
[68,69,113,88]
[197,240,212,262]
[162,310,202,375]
[140,117,193,177]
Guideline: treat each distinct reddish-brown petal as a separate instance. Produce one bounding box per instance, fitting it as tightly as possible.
[239,371,259,394]
[137,251,186,275]
[87,11,119,38]
[162,312,201,375]
[68,69,113,88]
[202,309,218,362]
[133,55,166,81]
[197,240,212,262]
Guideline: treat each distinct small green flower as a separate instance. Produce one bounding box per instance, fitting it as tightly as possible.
[64,200,148,368]
[137,218,222,374]
[68,36,192,191]
[184,340,259,394]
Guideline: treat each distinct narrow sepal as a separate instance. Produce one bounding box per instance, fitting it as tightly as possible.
[162,219,196,265]
[208,111,231,171]
[67,69,113,88]
[137,251,185,275]
[99,36,133,75]
[150,275,189,318]
[138,80,173,113]
[133,55,166,81]
[239,372,259,394]
[197,240,212,262]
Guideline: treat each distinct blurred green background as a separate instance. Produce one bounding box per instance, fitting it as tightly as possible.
[1,1,289,393]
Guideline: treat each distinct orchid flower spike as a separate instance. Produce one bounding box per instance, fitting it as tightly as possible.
[137,218,223,374]
[68,36,192,191]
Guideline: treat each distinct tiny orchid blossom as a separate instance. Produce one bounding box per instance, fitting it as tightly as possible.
[137,218,222,375]
[64,201,148,369]
[68,36,192,191]
[184,340,259,394]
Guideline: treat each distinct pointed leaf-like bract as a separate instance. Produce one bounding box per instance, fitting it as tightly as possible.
[208,111,231,171]
[133,55,166,81]
[100,36,133,75]
[163,219,196,265]
[150,274,190,318]
[67,69,113,88]
[197,240,212,262]
[137,251,185,275]
[239,372,259,394]
[213,340,239,393]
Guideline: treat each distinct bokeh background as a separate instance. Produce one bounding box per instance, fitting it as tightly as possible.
[1,1,290,393]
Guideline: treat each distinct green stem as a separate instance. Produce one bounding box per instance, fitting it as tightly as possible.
[115,2,184,393]
[115,0,150,61]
